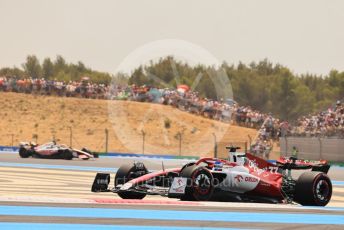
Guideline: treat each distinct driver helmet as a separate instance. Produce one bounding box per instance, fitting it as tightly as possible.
[213,161,223,171]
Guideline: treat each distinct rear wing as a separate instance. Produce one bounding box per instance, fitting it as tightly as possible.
[276,157,330,174]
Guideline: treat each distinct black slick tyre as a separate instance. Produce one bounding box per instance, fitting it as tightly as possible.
[19,147,31,158]
[180,165,214,201]
[115,163,147,199]
[59,149,73,160]
[294,171,332,206]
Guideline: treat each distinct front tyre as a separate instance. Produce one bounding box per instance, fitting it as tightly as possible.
[115,163,148,199]
[19,147,32,158]
[294,171,332,206]
[180,165,214,201]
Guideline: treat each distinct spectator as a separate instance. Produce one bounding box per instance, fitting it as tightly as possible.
[1,75,283,148]
[289,100,344,138]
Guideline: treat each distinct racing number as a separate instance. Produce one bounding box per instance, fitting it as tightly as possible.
[268,166,278,174]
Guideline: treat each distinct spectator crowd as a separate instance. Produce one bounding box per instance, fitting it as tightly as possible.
[0,76,272,129]
[0,76,108,99]
[288,101,344,138]
[0,76,279,157]
[2,76,342,158]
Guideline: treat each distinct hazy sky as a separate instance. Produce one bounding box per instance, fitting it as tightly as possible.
[0,0,343,75]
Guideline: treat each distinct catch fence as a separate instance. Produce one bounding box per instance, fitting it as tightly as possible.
[280,137,344,162]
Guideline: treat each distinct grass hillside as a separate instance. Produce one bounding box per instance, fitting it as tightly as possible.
[0,92,257,157]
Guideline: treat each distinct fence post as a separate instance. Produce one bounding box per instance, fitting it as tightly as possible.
[105,129,109,154]
[177,132,182,156]
[248,134,252,147]
[52,130,56,142]
[318,137,322,160]
[141,130,145,155]
[212,133,217,158]
[33,134,38,144]
[284,136,288,157]
[69,127,73,147]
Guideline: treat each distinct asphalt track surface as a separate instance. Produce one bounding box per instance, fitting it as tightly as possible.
[0,153,344,229]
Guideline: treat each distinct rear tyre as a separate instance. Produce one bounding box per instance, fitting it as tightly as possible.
[61,149,73,160]
[19,147,31,158]
[115,163,148,199]
[180,165,214,201]
[294,171,332,206]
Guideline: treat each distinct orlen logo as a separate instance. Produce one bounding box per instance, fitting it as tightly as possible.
[234,175,243,182]
[245,177,258,183]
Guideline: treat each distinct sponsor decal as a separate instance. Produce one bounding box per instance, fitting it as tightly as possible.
[134,162,145,170]
[3,148,14,152]
[222,165,232,170]
[234,175,258,183]
[97,179,109,185]
[120,183,132,190]
[260,181,271,187]
[245,176,258,183]
[177,178,183,186]
[0,146,19,152]
[234,175,243,182]
[169,177,187,194]
[247,159,278,176]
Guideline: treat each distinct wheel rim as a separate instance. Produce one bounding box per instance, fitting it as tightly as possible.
[194,173,211,195]
[315,179,330,202]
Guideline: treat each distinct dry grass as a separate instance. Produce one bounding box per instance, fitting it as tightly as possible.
[0,92,257,157]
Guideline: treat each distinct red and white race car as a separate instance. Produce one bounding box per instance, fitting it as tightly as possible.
[92,147,332,206]
[19,141,97,160]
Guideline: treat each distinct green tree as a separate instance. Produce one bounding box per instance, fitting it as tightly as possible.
[0,67,25,78]
[22,55,41,78]
[129,66,147,86]
[42,58,54,79]
[3,55,344,122]
[291,84,315,118]
[77,61,87,72]
[54,55,67,76]
[274,69,298,120]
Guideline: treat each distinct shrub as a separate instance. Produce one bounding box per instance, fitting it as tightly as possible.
[164,118,171,129]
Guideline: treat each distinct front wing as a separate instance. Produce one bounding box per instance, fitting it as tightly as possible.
[91,173,187,197]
